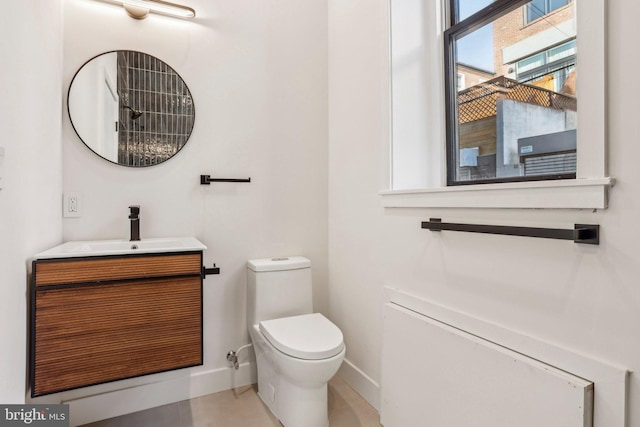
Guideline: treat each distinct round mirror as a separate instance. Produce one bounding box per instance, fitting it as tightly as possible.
[68,50,195,167]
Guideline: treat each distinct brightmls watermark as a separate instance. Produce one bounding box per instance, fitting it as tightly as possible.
[0,405,68,426]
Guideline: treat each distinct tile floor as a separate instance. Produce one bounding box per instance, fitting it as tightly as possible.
[81,375,381,427]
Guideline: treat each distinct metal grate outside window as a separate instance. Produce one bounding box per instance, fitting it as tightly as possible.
[523,152,576,176]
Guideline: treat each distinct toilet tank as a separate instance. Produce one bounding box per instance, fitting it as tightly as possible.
[247,257,313,327]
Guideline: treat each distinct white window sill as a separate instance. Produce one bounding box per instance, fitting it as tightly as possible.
[380,177,614,209]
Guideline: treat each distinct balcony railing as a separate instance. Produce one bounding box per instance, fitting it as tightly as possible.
[457,76,577,124]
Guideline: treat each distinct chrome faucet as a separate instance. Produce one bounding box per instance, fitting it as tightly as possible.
[129,205,140,241]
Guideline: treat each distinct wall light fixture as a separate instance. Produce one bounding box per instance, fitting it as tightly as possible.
[91,0,196,20]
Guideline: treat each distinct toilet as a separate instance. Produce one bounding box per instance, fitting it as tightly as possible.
[247,256,345,427]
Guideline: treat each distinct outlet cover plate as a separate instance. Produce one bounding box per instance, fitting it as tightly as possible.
[63,192,82,218]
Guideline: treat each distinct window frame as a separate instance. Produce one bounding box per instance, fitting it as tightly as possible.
[525,0,570,24]
[444,0,576,186]
[383,0,611,209]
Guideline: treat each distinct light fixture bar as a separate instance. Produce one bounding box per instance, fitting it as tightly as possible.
[123,0,195,18]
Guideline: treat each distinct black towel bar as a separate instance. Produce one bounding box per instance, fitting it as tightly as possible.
[200,174,251,185]
[422,218,599,245]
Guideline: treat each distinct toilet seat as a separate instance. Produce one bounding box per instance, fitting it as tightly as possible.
[259,313,344,360]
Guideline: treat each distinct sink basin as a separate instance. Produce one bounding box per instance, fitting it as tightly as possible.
[34,237,207,259]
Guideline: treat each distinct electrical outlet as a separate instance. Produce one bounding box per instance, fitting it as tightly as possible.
[63,192,82,218]
[69,196,78,212]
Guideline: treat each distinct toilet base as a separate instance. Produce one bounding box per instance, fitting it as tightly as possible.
[258,382,329,427]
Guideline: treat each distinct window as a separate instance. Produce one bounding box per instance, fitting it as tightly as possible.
[385,0,608,209]
[457,73,466,91]
[444,0,577,185]
[525,0,570,24]
[516,40,576,92]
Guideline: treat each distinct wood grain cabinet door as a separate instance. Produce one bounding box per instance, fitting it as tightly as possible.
[31,253,203,397]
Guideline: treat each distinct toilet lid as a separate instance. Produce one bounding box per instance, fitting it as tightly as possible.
[259,313,344,360]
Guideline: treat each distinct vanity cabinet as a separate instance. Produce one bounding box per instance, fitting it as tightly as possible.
[30,251,203,397]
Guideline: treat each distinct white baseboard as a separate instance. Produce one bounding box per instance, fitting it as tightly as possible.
[337,358,380,412]
[65,362,256,426]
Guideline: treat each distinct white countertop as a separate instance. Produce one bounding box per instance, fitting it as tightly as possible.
[34,237,207,259]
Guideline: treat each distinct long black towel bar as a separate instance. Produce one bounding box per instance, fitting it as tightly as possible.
[422,218,599,245]
[200,174,251,185]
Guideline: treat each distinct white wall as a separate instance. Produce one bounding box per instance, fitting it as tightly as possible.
[56,0,327,419]
[389,0,444,189]
[328,0,390,406]
[0,0,63,404]
[329,0,640,425]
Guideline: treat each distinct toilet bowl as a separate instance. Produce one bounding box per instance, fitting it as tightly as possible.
[250,316,345,427]
[247,257,345,427]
